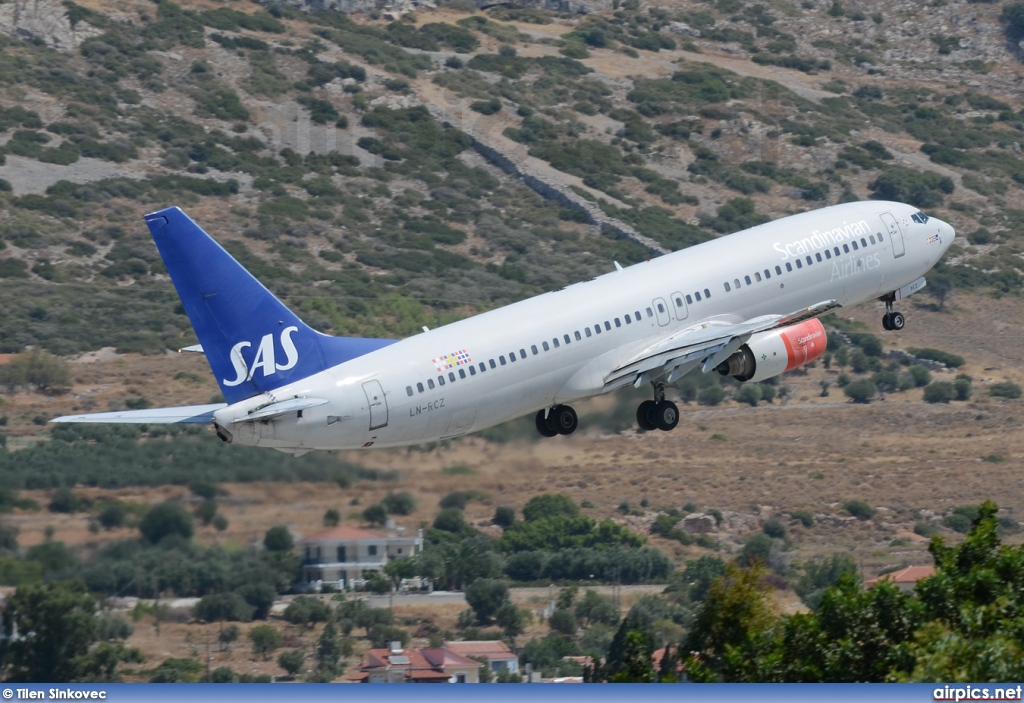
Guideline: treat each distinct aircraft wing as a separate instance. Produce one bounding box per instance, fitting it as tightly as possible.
[604,299,840,388]
[51,403,227,424]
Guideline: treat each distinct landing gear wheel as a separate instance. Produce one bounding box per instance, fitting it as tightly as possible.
[654,400,679,432]
[882,313,893,331]
[535,410,558,437]
[637,400,658,431]
[552,405,578,435]
[890,312,905,330]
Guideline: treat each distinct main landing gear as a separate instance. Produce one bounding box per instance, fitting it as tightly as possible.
[536,405,578,437]
[881,295,905,331]
[636,382,679,432]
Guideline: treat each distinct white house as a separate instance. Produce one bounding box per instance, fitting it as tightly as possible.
[300,525,423,590]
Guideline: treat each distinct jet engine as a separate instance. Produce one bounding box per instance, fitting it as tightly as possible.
[716,319,827,383]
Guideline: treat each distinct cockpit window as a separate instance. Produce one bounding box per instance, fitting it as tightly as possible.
[911,211,930,224]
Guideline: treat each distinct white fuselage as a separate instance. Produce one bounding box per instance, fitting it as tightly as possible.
[213,201,954,450]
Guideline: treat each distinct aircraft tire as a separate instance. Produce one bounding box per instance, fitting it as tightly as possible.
[553,405,578,435]
[882,313,893,331]
[890,312,905,330]
[654,401,679,432]
[535,410,558,437]
[637,400,658,431]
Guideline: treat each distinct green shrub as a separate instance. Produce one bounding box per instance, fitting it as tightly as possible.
[988,381,1022,399]
[842,500,875,520]
[907,348,965,368]
[923,382,955,404]
[843,379,877,404]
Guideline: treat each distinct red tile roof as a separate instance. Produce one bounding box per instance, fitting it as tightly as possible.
[865,565,935,587]
[303,525,385,542]
[444,640,516,661]
[356,646,478,682]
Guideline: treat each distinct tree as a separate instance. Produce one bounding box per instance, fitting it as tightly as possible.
[236,583,277,620]
[283,596,331,628]
[316,621,343,680]
[48,486,83,513]
[734,384,763,407]
[0,580,100,682]
[218,624,240,651]
[923,381,955,403]
[362,503,388,526]
[0,349,71,393]
[549,609,578,637]
[843,379,877,404]
[323,509,340,527]
[194,500,218,526]
[381,491,416,515]
[522,494,579,522]
[609,630,655,683]
[574,589,619,628]
[465,578,510,624]
[383,557,416,593]
[97,502,127,530]
[277,649,305,677]
[794,554,858,611]
[263,525,293,553]
[495,602,527,639]
[493,505,516,528]
[247,624,282,660]
[139,502,194,544]
[194,593,254,623]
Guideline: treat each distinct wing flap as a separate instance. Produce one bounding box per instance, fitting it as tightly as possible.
[51,403,226,424]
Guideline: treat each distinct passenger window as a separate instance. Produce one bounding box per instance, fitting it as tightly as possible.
[764,269,771,279]
[843,244,850,253]
[604,321,611,331]
[499,355,507,365]
[870,234,876,244]
[775,265,782,275]
[635,310,642,319]
[755,272,762,282]
[805,256,812,266]
[695,291,702,301]
[406,386,413,397]
[575,330,582,339]
[459,368,466,379]
[724,282,731,292]
[674,297,683,308]
[786,262,793,272]
[734,278,741,289]
[508,352,516,362]
[478,362,486,372]
[878,232,885,242]
[796,259,803,269]
[657,303,665,313]
[825,250,832,260]
[594,326,601,335]
[449,371,456,382]
[646,307,653,317]
[520,348,527,358]
[428,379,435,390]
[543,341,550,350]
[705,289,710,298]
[489,359,496,369]
[553,338,560,348]
[417,382,424,393]
[743,275,750,285]
[834,247,840,256]
[614,318,621,328]
[816,253,822,262]
[438,375,445,386]
[852,240,859,251]
[585,328,592,338]
[563,334,571,344]
[469,366,476,376]
[685,294,693,304]
[532,344,538,355]
[861,238,867,247]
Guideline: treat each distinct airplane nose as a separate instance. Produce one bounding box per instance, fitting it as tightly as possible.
[942,220,956,248]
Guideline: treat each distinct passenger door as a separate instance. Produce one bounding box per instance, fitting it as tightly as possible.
[653,297,671,326]
[880,212,905,258]
[362,380,388,430]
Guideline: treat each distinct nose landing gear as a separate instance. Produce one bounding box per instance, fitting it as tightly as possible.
[637,382,679,432]
[881,295,905,331]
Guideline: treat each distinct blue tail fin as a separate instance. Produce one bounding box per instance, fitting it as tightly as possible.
[145,207,396,404]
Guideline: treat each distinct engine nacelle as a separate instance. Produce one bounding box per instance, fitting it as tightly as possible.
[716,319,827,383]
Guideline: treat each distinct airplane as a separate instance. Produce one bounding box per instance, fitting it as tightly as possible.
[52,201,955,453]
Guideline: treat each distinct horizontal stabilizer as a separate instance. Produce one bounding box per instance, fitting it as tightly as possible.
[178,344,204,354]
[51,403,226,425]
[232,397,329,423]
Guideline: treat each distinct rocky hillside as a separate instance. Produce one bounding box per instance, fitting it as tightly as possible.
[0,0,1022,357]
